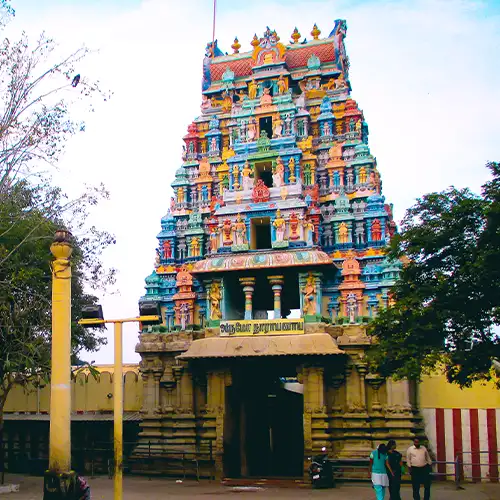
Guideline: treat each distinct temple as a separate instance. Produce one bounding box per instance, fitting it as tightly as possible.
[136,21,417,479]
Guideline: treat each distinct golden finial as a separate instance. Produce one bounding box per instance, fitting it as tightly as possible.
[251,33,259,47]
[231,37,241,54]
[291,27,301,44]
[311,23,321,40]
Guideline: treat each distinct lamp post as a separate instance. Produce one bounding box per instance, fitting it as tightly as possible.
[79,303,160,500]
[43,230,74,500]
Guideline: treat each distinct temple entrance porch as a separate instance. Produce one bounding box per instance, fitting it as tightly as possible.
[224,361,304,478]
[221,268,301,321]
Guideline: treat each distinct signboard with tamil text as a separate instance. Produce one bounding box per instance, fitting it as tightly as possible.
[219,319,305,337]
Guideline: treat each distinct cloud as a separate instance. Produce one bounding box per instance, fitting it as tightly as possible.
[8,0,500,362]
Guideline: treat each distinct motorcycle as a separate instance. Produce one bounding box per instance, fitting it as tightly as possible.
[308,447,335,489]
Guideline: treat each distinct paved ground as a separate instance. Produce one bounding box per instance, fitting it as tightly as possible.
[1,474,500,499]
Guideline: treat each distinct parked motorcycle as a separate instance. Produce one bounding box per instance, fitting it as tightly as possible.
[308,447,335,489]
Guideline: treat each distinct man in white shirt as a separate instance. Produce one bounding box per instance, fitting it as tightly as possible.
[407,438,432,500]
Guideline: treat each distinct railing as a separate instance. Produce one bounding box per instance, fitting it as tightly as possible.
[327,454,500,487]
[454,451,500,488]
[0,438,215,482]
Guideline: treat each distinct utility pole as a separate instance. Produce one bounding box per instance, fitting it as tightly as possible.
[79,304,159,500]
[43,230,74,499]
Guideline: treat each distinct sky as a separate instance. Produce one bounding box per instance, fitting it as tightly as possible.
[6,0,500,364]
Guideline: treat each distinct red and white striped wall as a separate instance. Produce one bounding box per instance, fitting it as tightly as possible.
[421,408,500,482]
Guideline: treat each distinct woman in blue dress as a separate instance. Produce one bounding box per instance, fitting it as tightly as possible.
[369,443,393,500]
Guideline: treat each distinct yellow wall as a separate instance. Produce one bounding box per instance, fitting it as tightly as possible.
[419,373,500,409]
[6,364,499,413]
[4,365,142,413]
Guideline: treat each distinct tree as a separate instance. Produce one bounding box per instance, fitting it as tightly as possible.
[369,162,500,388]
[0,1,115,469]
[0,180,115,448]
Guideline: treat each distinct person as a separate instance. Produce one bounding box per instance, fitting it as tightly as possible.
[406,438,432,500]
[386,439,403,500]
[369,443,393,500]
[75,474,91,500]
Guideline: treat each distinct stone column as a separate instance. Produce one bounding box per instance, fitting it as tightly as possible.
[355,358,368,411]
[239,277,256,320]
[172,363,184,410]
[268,275,284,319]
[366,374,384,413]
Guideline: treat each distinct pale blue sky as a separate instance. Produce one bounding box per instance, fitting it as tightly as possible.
[6,0,500,363]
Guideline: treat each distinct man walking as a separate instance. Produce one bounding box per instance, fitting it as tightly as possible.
[406,438,432,500]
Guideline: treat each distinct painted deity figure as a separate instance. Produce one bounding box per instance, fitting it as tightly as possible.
[371,219,382,241]
[178,241,186,260]
[241,161,253,191]
[333,170,340,187]
[305,220,315,246]
[190,237,200,257]
[233,214,247,245]
[201,184,209,201]
[260,87,272,107]
[209,282,222,320]
[201,94,211,110]
[209,226,219,254]
[273,116,283,137]
[346,295,357,324]
[302,273,316,316]
[323,225,333,247]
[273,157,285,187]
[154,248,161,268]
[355,222,365,245]
[232,164,240,190]
[163,240,172,260]
[358,166,367,184]
[303,163,312,185]
[222,91,232,112]
[248,118,257,141]
[210,136,217,152]
[297,119,305,137]
[248,79,258,100]
[277,74,288,94]
[288,157,296,183]
[222,219,233,246]
[273,209,286,242]
[170,196,175,211]
[349,119,355,132]
[355,120,362,133]
[177,187,184,204]
[180,302,190,330]
[335,73,347,89]
[289,212,300,241]
[338,222,349,244]
[323,121,331,137]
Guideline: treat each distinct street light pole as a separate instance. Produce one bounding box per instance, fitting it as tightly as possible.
[78,314,159,500]
[113,322,123,500]
[44,230,74,500]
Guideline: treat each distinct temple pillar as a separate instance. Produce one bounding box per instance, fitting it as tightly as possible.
[268,275,284,319]
[300,364,329,476]
[239,277,256,320]
[338,353,371,458]
[207,369,230,479]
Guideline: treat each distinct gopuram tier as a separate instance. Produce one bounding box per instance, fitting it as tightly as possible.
[136,21,422,479]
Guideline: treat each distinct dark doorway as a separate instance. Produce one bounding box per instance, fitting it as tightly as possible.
[259,116,273,139]
[251,217,271,250]
[225,366,304,478]
[255,161,273,188]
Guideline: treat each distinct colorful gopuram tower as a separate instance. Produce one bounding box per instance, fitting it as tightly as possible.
[136,21,420,479]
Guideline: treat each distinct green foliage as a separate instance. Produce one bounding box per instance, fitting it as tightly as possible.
[0,181,115,412]
[0,1,114,423]
[369,162,500,388]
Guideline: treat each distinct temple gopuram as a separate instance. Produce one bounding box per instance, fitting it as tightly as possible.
[136,21,419,479]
